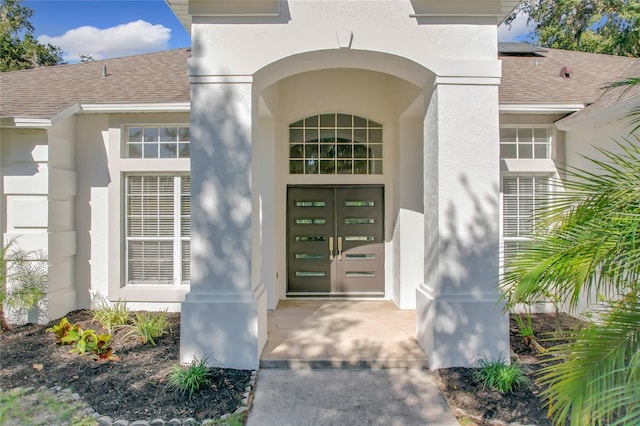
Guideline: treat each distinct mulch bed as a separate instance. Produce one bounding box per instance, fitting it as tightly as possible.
[2,309,585,425]
[437,313,585,426]
[0,309,251,422]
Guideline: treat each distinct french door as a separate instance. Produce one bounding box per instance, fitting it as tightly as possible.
[287,186,384,296]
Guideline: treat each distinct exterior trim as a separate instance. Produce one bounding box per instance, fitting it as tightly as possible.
[556,96,640,131]
[80,102,191,113]
[499,104,584,114]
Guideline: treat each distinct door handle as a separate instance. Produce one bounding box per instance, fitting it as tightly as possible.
[337,236,343,260]
[329,236,334,261]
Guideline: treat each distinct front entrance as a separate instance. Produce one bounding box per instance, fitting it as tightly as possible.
[287,186,384,296]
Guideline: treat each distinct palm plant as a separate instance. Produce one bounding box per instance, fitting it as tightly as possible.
[500,79,640,425]
[0,238,48,331]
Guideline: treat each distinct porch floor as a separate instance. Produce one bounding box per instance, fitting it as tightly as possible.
[260,300,429,369]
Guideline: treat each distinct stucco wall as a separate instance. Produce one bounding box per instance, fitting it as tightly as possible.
[189,0,499,77]
[1,128,50,323]
[74,112,190,311]
[0,123,77,323]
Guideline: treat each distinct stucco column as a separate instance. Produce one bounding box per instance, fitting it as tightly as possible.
[180,75,267,370]
[416,78,509,369]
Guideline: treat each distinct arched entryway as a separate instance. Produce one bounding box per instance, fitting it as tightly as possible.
[253,51,432,312]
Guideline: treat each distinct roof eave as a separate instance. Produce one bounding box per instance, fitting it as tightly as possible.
[556,96,640,131]
[499,103,585,114]
[0,102,191,129]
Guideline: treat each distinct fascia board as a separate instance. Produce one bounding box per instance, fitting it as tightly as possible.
[499,104,584,114]
[556,96,640,131]
[79,102,191,113]
[0,117,52,128]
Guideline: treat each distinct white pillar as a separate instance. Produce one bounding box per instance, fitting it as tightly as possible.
[416,79,509,369]
[180,75,267,370]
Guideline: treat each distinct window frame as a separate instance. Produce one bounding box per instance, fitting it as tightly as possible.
[122,124,190,159]
[107,119,191,303]
[124,174,190,286]
[288,113,383,175]
[500,125,552,160]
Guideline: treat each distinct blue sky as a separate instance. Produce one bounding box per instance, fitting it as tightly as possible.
[26,0,190,61]
[25,1,533,63]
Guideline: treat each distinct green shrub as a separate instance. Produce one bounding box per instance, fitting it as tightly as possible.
[48,318,118,361]
[473,354,529,394]
[167,357,210,399]
[120,310,170,346]
[46,317,80,343]
[92,298,129,334]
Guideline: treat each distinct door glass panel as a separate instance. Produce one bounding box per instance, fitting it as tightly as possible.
[295,253,327,259]
[345,271,375,277]
[345,218,375,224]
[296,201,326,207]
[295,218,327,225]
[296,271,326,277]
[295,236,327,242]
[344,236,374,241]
[344,201,375,207]
[345,254,375,259]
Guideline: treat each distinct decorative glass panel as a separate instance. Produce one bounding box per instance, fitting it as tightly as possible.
[295,218,327,225]
[296,201,326,207]
[345,218,375,224]
[345,254,375,259]
[296,271,326,277]
[345,271,375,277]
[289,114,383,174]
[295,253,327,259]
[295,236,327,242]
[344,236,375,241]
[344,201,375,207]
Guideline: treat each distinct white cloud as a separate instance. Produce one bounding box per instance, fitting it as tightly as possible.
[38,20,171,62]
[498,10,537,42]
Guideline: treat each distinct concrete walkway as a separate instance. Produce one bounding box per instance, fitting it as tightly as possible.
[246,301,459,425]
[246,369,459,426]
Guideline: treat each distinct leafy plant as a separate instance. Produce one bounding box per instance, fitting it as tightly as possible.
[0,238,47,331]
[46,317,79,343]
[167,357,210,399]
[91,298,129,334]
[473,354,529,394]
[119,310,170,346]
[500,134,640,424]
[514,313,534,344]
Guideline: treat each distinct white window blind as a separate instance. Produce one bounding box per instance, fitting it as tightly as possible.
[126,175,190,285]
[502,175,549,263]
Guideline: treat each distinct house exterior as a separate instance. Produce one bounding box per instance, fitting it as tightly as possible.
[1,0,639,370]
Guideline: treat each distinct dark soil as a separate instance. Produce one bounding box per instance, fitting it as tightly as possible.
[0,310,251,422]
[437,313,585,426]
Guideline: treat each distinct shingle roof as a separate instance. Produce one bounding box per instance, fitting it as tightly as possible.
[499,47,640,105]
[1,45,638,121]
[0,48,190,119]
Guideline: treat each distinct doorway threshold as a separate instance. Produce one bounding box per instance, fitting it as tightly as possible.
[260,300,428,369]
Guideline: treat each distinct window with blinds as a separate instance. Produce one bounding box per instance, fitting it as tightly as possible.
[502,175,549,265]
[125,175,190,285]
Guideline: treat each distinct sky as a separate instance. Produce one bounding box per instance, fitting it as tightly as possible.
[24,1,534,63]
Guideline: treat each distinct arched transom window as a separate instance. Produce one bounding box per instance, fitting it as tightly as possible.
[289,113,382,175]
